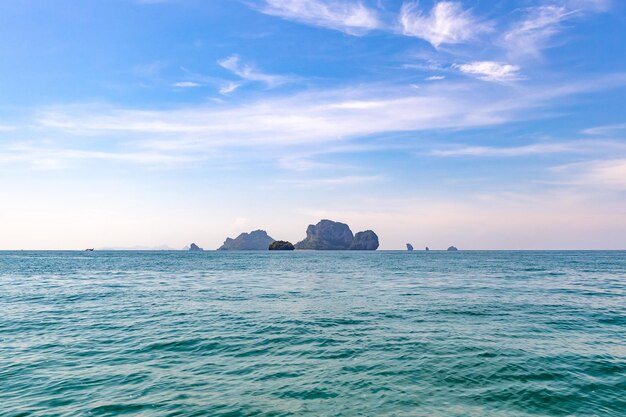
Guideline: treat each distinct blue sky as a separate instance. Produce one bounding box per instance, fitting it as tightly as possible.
[1,0,625,249]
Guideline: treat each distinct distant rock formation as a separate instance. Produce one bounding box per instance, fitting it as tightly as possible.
[294,219,378,250]
[425,247,430,251]
[295,220,354,250]
[447,246,459,251]
[218,230,275,250]
[269,241,295,251]
[406,243,414,251]
[350,230,379,250]
[189,243,204,252]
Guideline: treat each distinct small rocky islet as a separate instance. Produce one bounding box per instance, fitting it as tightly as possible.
[188,243,204,252]
[269,241,295,251]
[218,230,275,250]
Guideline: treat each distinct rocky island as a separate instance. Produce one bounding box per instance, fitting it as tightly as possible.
[406,243,414,251]
[294,219,379,250]
[215,220,379,251]
[218,230,275,250]
[349,231,379,250]
[447,246,459,251]
[188,243,204,252]
[269,241,295,251]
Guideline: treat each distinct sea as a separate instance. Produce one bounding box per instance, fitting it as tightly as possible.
[0,250,624,417]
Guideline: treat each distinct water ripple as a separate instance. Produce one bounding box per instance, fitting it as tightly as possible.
[0,250,625,416]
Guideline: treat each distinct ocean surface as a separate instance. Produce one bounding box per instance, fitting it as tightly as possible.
[1,251,625,417]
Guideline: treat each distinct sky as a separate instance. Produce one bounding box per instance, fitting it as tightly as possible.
[1,0,625,250]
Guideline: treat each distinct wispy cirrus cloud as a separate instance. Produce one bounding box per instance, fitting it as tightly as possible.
[0,142,199,170]
[31,84,535,148]
[503,5,572,58]
[219,81,243,95]
[251,1,611,61]
[278,175,383,187]
[431,140,626,157]
[583,122,626,136]
[455,61,522,82]
[218,55,292,89]
[255,0,381,35]
[399,1,491,48]
[13,72,624,173]
[432,143,574,157]
[554,158,626,190]
[502,1,611,58]
[172,81,202,88]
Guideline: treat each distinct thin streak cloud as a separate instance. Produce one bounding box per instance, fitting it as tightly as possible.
[256,0,381,35]
[455,61,522,82]
[430,140,626,157]
[278,175,383,187]
[218,55,293,88]
[554,158,626,190]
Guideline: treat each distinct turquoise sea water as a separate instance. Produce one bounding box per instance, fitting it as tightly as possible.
[1,251,625,417]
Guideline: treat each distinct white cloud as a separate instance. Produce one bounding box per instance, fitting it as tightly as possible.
[0,143,199,170]
[32,84,529,148]
[503,1,611,57]
[430,140,626,157]
[579,159,626,190]
[426,75,445,81]
[583,123,626,136]
[22,73,626,171]
[218,55,291,88]
[0,124,16,132]
[279,175,383,187]
[432,143,574,157]
[503,5,571,58]
[555,158,626,190]
[219,81,243,95]
[173,81,202,88]
[553,158,626,191]
[399,1,491,47]
[257,0,381,35]
[455,61,521,82]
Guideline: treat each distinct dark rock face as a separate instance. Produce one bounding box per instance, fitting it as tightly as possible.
[425,247,430,251]
[294,220,379,250]
[349,230,379,250]
[447,246,459,251]
[295,220,354,250]
[219,230,275,250]
[189,243,204,252]
[269,241,295,251]
[406,243,414,251]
